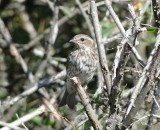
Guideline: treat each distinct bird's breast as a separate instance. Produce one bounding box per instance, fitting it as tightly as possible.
[67,49,97,84]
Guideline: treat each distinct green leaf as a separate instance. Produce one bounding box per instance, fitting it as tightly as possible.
[146,27,158,33]
[76,102,84,112]
[32,116,43,126]
[100,20,115,36]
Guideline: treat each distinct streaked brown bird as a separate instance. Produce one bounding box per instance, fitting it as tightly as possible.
[59,34,98,109]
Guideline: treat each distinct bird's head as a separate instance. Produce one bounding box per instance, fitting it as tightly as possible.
[69,34,95,49]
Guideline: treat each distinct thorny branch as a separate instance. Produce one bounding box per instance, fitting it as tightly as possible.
[122,28,160,129]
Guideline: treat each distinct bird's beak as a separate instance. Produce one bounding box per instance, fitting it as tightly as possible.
[69,39,79,48]
[69,39,75,43]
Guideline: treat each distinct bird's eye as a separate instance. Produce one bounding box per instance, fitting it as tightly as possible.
[80,38,85,41]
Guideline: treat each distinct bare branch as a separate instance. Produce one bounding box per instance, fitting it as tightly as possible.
[106,4,146,130]
[71,77,103,130]
[104,0,145,66]
[122,29,160,129]
[90,0,112,95]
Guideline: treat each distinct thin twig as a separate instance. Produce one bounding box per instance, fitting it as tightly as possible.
[103,33,122,45]
[75,0,94,38]
[16,114,29,130]
[0,121,25,130]
[1,106,46,130]
[20,11,37,39]
[104,0,145,66]
[1,70,65,111]
[41,95,76,130]
[146,81,160,130]
[64,114,87,130]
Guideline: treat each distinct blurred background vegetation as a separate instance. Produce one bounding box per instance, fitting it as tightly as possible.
[0,0,158,130]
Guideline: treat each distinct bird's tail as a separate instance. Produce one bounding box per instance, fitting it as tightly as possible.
[59,89,76,109]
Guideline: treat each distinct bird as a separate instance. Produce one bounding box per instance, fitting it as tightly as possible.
[59,34,98,109]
